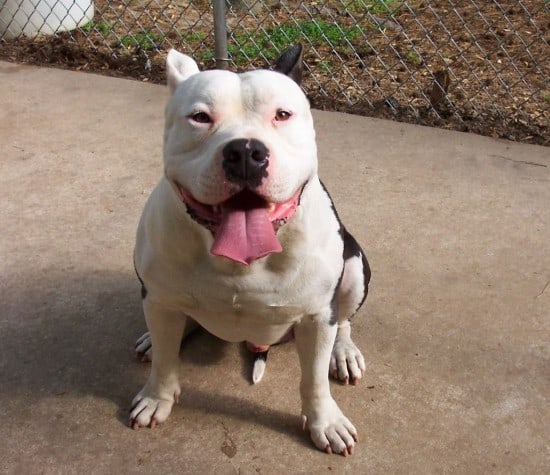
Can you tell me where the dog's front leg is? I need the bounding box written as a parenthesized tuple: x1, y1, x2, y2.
(130, 299, 186, 429)
(295, 314, 358, 456)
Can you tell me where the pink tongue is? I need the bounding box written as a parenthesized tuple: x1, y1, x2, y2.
(210, 193, 282, 265)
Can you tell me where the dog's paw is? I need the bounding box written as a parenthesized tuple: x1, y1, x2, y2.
(135, 331, 152, 362)
(329, 337, 365, 385)
(129, 386, 180, 429)
(302, 398, 358, 456)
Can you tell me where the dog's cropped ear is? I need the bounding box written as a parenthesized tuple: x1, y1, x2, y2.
(166, 49, 200, 94)
(274, 44, 303, 85)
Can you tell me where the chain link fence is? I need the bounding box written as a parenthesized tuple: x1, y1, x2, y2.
(1, 1, 548, 144)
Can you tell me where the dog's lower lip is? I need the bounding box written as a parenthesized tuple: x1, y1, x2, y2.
(175, 184, 302, 226)
(176, 184, 220, 222)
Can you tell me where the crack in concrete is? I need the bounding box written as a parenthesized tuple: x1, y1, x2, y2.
(490, 154, 547, 168)
(535, 281, 549, 299)
(220, 421, 238, 459)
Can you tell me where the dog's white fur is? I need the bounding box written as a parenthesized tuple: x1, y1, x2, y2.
(131, 48, 369, 456)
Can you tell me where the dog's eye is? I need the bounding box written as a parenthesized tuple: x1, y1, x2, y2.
(274, 109, 292, 122)
(189, 112, 212, 124)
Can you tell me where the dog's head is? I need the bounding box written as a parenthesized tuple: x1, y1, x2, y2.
(163, 45, 317, 265)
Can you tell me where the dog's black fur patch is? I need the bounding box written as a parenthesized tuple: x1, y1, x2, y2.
(343, 228, 371, 312)
(319, 181, 371, 325)
(134, 258, 148, 299)
(253, 350, 269, 362)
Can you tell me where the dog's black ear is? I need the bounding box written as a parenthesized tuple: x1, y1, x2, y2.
(274, 44, 303, 85)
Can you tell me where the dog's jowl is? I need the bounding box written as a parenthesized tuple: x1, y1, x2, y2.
(130, 45, 371, 456)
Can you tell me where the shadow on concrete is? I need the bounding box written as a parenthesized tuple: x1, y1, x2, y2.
(0, 268, 306, 444)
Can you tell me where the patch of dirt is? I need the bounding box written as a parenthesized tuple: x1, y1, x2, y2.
(1, 0, 548, 145)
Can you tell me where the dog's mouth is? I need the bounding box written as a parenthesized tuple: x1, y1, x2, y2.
(176, 184, 304, 265)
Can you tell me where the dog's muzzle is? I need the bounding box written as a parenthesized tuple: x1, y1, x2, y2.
(173, 136, 306, 266)
(222, 138, 269, 188)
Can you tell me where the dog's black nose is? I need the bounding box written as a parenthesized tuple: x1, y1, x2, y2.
(222, 138, 269, 188)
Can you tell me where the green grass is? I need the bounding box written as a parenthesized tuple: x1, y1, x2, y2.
(345, 0, 405, 15)
(198, 49, 214, 63)
(229, 20, 364, 65)
(316, 59, 334, 73)
(80, 20, 113, 36)
(404, 50, 422, 66)
(117, 30, 164, 51)
(81, 20, 164, 54)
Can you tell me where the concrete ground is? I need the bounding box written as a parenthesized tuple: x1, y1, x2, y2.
(0, 61, 548, 474)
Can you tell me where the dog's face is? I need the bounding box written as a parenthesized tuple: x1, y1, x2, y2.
(162, 48, 318, 264)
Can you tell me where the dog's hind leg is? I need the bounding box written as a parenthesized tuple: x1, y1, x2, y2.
(330, 228, 371, 385)
(135, 317, 199, 362)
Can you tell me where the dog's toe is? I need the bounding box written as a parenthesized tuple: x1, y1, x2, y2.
(129, 395, 174, 429)
(302, 399, 358, 456)
(308, 419, 357, 456)
(330, 338, 365, 384)
(135, 331, 152, 362)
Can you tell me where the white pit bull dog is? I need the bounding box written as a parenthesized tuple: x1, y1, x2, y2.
(131, 45, 371, 456)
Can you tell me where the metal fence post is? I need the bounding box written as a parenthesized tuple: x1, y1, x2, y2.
(213, 0, 229, 70)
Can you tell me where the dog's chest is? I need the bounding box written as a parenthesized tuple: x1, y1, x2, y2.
(173, 257, 337, 344)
